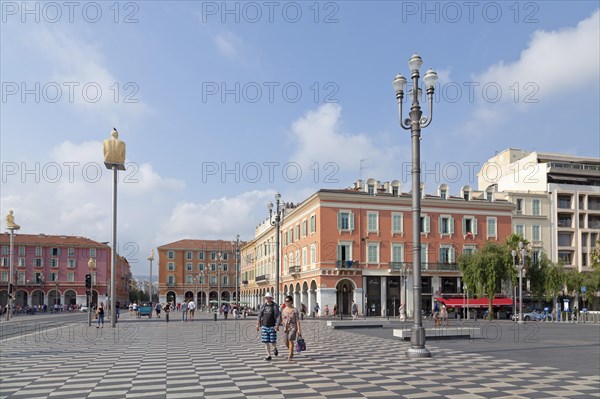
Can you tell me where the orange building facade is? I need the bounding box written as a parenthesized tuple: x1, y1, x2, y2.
(240, 181, 514, 316)
(157, 239, 244, 308)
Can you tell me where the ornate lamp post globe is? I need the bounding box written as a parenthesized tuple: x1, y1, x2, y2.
(392, 53, 438, 358)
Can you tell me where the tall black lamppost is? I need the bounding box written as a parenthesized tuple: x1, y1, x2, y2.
(217, 252, 223, 310)
(233, 234, 240, 312)
(511, 242, 527, 324)
(393, 53, 438, 358)
(268, 193, 284, 304)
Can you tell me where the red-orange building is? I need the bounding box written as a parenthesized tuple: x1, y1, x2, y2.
(0, 233, 131, 310)
(240, 180, 514, 316)
(157, 239, 245, 308)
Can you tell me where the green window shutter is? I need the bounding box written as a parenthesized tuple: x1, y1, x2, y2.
(473, 218, 478, 235)
(425, 216, 430, 233)
(350, 212, 355, 231)
(438, 216, 443, 235)
(450, 217, 455, 234)
(450, 247, 455, 263)
(462, 217, 466, 235)
(337, 212, 342, 230)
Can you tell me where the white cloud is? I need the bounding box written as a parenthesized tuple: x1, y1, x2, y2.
(478, 9, 599, 98)
(288, 103, 407, 180)
(16, 25, 151, 125)
(161, 190, 277, 243)
(459, 9, 599, 136)
(0, 140, 185, 274)
(214, 31, 242, 58)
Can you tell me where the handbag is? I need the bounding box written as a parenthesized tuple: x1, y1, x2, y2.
(295, 335, 306, 353)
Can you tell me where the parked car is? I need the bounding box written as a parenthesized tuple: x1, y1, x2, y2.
(512, 310, 544, 321)
(80, 305, 89, 312)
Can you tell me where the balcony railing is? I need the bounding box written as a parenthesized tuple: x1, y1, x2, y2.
(255, 274, 270, 284)
(166, 282, 176, 287)
(289, 265, 301, 274)
(389, 262, 459, 272)
(336, 260, 359, 268)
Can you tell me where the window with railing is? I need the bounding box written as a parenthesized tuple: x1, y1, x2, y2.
(557, 195, 572, 209)
(557, 215, 572, 227)
(589, 216, 600, 229)
(558, 251, 572, 264)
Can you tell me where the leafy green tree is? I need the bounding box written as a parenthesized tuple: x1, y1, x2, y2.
(458, 242, 513, 320)
(505, 233, 530, 253)
(591, 239, 600, 270)
(544, 259, 565, 302)
(564, 269, 583, 295)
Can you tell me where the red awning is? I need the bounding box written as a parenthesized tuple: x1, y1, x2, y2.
(435, 297, 513, 308)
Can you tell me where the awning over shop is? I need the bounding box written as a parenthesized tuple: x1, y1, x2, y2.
(435, 297, 513, 308)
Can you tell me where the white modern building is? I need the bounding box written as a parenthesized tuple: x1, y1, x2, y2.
(478, 149, 600, 271)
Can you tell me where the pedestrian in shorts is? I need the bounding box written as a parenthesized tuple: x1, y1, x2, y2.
(256, 292, 281, 361)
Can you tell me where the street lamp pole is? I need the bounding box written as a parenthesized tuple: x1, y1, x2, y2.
(88, 258, 96, 326)
(217, 252, 222, 310)
(5, 209, 20, 321)
(233, 234, 240, 312)
(148, 250, 154, 303)
(393, 53, 438, 358)
(268, 193, 284, 304)
(511, 242, 527, 323)
(103, 128, 126, 329)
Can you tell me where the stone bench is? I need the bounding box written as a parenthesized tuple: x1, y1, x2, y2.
(326, 320, 388, 329)
(393, 326, 481, 340)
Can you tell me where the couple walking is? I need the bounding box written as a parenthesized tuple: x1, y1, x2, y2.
(256, 293, 301, 362)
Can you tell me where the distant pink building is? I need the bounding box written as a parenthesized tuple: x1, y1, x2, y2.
(0, 233, 131, 309)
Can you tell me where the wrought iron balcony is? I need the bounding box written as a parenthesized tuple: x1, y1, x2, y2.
(255, 274, 270, 284)
(388, 262, 459, 272)
(336, 260, 358, 268)
(289, 265, 301, 274)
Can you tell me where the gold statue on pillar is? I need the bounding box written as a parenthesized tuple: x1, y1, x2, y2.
(6, 210, 20, 230)
(103, 127, 126, 167)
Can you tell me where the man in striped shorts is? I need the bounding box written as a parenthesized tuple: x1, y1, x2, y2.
(256, 292, 281, 361)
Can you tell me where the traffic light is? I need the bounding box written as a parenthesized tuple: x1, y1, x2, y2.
(8, 283, 14, 294)
(85, 274, 92, 289)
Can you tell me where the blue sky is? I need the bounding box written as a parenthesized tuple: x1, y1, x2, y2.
(1, 1, 599, 275)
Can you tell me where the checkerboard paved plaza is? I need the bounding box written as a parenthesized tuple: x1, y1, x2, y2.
(1, 315, 599, 398)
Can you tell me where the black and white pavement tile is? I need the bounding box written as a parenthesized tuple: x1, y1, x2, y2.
(1, 318, 599, 398)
